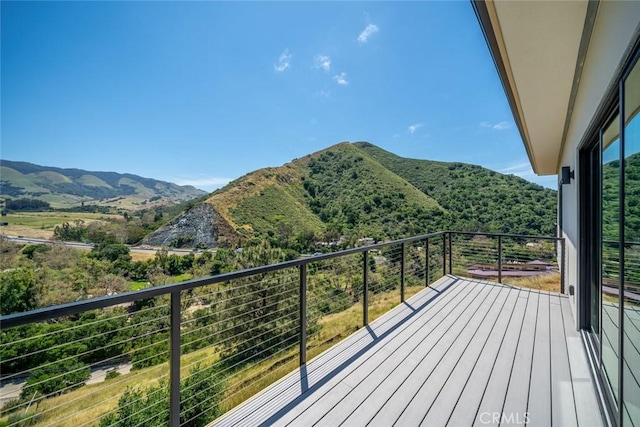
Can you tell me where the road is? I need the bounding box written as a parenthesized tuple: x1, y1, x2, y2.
(0, 362, 133, 406)
(1, 235, 201, 256)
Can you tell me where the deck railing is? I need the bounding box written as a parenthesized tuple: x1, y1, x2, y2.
(0, 231, 564, 426)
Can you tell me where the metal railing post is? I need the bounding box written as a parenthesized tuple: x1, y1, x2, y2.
(448, 232, 453, 274)
(363, 250, 369, 326)
(170, 291, 181, 427)
(443, 233, 447, 277)
(498, 235, 503, 284)
(561, 238, 566, 294)
(425, 237, 430, 287)
(400, 243, 406, 302)
(299, 264, 307, 366)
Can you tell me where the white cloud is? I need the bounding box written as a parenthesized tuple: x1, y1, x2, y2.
(314, 54, 331, 72)
(498, 162, 535, 178)
(317, 89, 331, 98)
(498, 162, 557, 188)
(408, 123, 422, 134)
(274, 49, 292, 72)
(499, 162, 531, 173)
(492, 121, 513, 130)
(357, 23, 379, 43)
(480, 120, 513, 130)
(333, 72, 348, 86)
(175, 176, 233, 191)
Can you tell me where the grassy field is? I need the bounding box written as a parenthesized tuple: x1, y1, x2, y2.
(505, 273, 562, 293)
(0, 212, 119, 239)
(129, 251, 156, 262)
(129, 280, 149, 291)
(451, 262, 562, 294)
(3, 285, 418, 426)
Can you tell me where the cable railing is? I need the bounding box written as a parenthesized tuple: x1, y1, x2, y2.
(0, 231, 564, 426)
(449, 232, 565, 292)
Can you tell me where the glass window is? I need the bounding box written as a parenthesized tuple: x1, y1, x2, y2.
(601, 113, 621, 403)
(623, 54, 640, 425)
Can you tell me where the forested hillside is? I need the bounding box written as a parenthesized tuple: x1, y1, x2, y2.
(354, 142, 557, 235)
(300, 143, 443, 239)
(145, 142, 557, 249)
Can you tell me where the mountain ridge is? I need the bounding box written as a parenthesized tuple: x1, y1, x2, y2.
(142, 142, 557, 248)
(0, 159, 207, 208)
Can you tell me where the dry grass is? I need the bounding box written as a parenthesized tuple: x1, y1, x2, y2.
(129, 251, 156, 262)
(207, 164, 302, 231)
(0, 225, 54, 239)
(502, 273, 561, 293)
(1, 212, 119, 239)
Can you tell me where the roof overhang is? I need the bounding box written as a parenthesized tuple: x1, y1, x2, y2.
(473, 0, 597, 175)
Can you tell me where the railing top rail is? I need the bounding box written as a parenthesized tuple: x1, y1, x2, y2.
(0, 231, 448, 329)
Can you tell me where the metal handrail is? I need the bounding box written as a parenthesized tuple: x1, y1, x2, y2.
(0, 231, 449, 329)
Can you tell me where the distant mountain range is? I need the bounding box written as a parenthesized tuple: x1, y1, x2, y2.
(142, 142, 557, 248)
(0, 160, 207, 208)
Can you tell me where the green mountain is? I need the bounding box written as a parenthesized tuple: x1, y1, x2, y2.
(354, 142, 557, 236)
(602, 152, 640, 242)
(143, 142, 557, 248)
(0, 160, 207, 208)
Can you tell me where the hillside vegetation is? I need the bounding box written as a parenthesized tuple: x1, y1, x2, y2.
(0, 160, 207, 209)
(146, 142, 556, 249)
(354, 142, 557, 235)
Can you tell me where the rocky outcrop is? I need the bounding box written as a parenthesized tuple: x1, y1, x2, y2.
(141, 203, 236, 248)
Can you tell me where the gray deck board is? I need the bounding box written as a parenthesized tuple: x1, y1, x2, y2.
(296, 279, 493, 426)
(447, 288, 529, 427)
(270, 277, 474, 427)
(560, 297, 605, 427)
(228, 277, 458, 427)
(499, 289, 538, 424)
(473, 290, 536, 427)
(419, 286, 519, 426)
(365, 282, 502, 426)
(396, 286, 510, 425)
(527, 291, 551, 427)
(550, 294, 578, 426)
(210, 277, 605, 427)
(334, 283, 492, 425)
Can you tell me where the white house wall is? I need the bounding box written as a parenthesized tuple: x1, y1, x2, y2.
(560, 1, 640, 328)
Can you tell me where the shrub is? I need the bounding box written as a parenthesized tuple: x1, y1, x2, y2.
(100, 363, 223, 427)
(21, 357, 90, 399)
(105, 368, 121, 380)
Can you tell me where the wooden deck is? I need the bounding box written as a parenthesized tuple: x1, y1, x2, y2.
(211, 276, 604, 427)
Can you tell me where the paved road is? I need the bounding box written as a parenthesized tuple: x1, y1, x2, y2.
(1, 235, 202, 256)
(0, 362, 133, 405)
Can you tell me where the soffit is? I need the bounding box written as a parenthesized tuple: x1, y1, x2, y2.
(486, 0, 589, 175)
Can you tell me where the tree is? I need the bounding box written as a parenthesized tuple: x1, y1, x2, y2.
(21, 357, 90, 399)
(218, 244, 300, 366)
(0, 267, 37, 315)
(90, 243, 131, 263)
(5, 198, 51, 211)
(22, 243, 50, 259)
(54, 220, 87, 242)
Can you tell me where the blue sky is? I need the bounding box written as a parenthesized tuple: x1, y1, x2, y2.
(1, 1, 557, 191)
